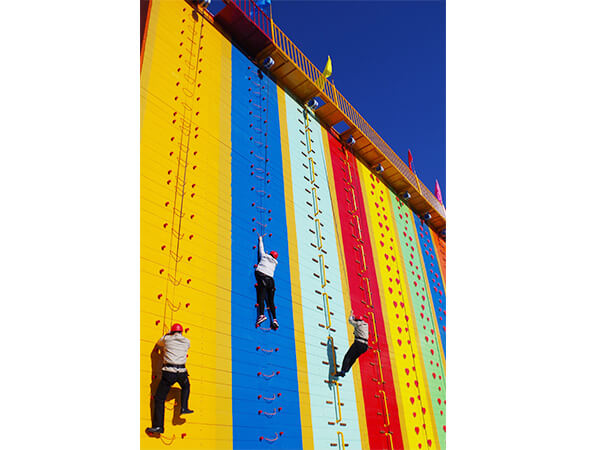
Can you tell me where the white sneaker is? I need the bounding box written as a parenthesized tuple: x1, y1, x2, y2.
(256, 315, 267, 326)
(271, 319, 279, 330)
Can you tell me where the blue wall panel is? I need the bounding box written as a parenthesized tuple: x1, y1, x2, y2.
(230, 46, 303, 449)
(413, 213, 447, 354)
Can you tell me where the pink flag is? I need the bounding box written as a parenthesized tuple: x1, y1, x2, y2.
(435, 179, 444, 206)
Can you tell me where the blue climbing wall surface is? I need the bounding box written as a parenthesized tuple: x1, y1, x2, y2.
(413, 212, 447, 355)
(230, 45, 303, 448)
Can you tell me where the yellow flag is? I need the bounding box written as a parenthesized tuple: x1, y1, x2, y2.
(323, 55, 332, 78)
(317, 55, 332, 90)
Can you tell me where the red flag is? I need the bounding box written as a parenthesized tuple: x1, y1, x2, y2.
(435, 179, 444, 206)
(408, 149, 413, 172)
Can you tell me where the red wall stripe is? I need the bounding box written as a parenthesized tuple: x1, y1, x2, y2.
(327, 132, 405, 450)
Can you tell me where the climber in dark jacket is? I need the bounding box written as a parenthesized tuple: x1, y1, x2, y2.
(255, 234, 279, 329)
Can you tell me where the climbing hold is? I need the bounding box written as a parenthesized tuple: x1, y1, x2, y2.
(155, 320, 160, 325)
(185, 303, 190, 308)
(185, 327, 189, 333)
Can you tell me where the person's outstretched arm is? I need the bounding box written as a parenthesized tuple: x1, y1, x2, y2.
(258, 235, 265, 261)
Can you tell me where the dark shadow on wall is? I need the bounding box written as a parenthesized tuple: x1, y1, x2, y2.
(149, 346, 187, 430)
(326, 338, 339, 386)
(140, 0, 150, 50)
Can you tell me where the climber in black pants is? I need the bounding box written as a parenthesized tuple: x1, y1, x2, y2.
(334, 311, 369, 377)
(146, 324, 193, 436)
(255, 234, 279, 329)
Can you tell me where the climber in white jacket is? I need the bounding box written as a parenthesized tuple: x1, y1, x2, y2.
(255, 235, 280, 329)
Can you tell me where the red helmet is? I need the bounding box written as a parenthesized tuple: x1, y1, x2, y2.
(170, 323, 183, 333)
(354, 314, 365, 322)
(270, 250, 279, 259)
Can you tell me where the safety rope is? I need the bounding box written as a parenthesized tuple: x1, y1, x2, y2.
(162, 10, 206, 334)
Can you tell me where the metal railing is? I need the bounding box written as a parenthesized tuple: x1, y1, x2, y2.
(271, 21, 445, 218)
(225, 0, 445, 219)
(228, 0, 272, 38)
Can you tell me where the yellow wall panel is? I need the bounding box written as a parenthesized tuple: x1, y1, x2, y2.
(357, 164, 439, 449)
(141, 2, 232, 448)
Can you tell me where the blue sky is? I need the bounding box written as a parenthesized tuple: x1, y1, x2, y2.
(209, 1, 445, 203)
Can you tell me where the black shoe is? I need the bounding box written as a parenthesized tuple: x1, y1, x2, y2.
(271, 319, 279, 330)
(333, 371, 345, 378)
(180, 408, 194, 415)
(145, 426, 164, 435)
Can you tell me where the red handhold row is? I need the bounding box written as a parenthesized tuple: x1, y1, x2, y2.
(258, 408, 282, 416)
(257, 393, 281, 401)
(257, 371, 280, 378)
(256, 346, 279, 353)
(259, 432, 283, 442)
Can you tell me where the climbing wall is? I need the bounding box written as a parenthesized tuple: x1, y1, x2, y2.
(415, 220, 447, 355)
(325, 132, 404, 449)
(140, 2, 234, 448)
(279, 91, 364, 449)
(392, 200, 446, 446)
(229, 44, 304, 448)
(141, 1, 446, 448)
(356, 165, 441, 450)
